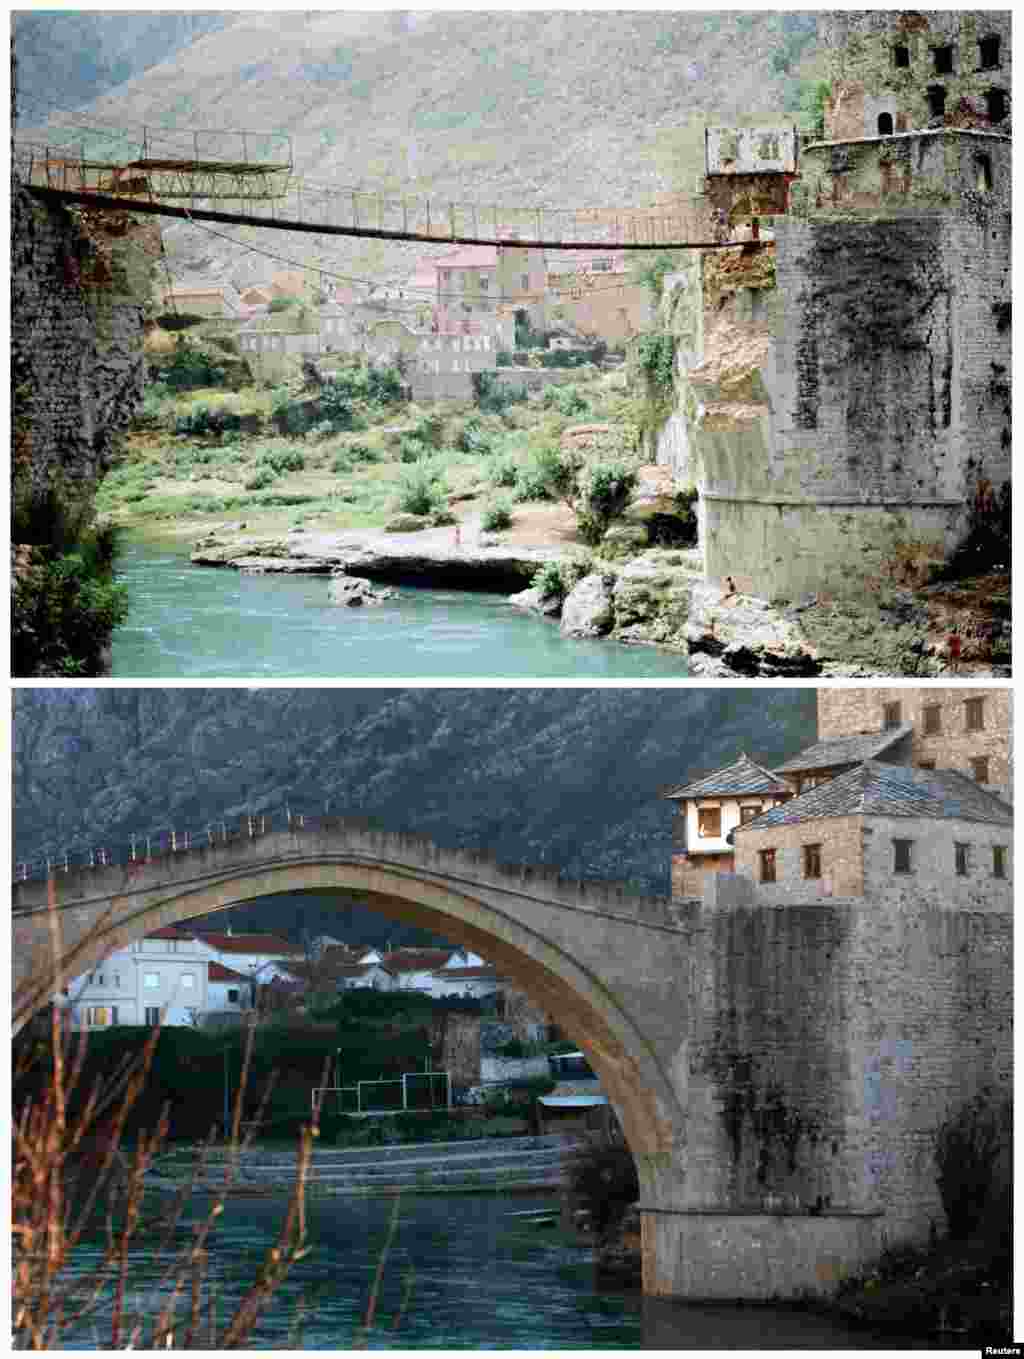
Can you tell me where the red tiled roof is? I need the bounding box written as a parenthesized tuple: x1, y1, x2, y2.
(146, 925, 195, 940)
(208, 961, 251, 983)
(382, 949, 451, 972)
(198, 932, 304, 955)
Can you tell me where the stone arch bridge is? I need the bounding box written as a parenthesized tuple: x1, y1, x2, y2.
(12, 816, 1010, 1301)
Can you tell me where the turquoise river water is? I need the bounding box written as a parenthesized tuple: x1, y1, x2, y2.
(60, 1191, 928, 1350)
(110, 532, 691, 679)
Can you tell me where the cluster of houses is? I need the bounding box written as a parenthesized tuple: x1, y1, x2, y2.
(160, 240, 651, 397)
(59, 929, 501, 1031)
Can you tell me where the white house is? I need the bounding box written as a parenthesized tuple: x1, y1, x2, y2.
(60, 926, 211, 1029)
(661, 753, 794, 899)
(432, 949, 499, 999)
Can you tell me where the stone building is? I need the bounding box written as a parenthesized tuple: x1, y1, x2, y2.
(731, 760, 1013, 904)
(666, 686, 1012, 895)
(660, 9, 1011, 602)
(818, 685, 1012, 800)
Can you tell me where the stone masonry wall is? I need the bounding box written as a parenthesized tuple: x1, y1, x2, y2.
(680, 875, 1012, 1271)
(700, 178, 1011, 598)
(733, 815, 865, 899)
(817, 687, 1012, 799)
(11, 179, 159, 539)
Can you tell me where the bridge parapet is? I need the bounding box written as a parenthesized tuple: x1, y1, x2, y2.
(13, 814, 682, 932)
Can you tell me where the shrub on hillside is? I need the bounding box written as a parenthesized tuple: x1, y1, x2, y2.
(395, 463, 448, 517)
(481, 498, 513, 532)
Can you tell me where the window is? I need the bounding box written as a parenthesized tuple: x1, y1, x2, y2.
(739, 805, 762, 825)
(893, 839, 913, 874)
(933, 45, 954, 75)
(970, 756, 990, 784)
(985, 88, 1007, 122)
(143, 972, 160, 989)
(145, 1006, 161, 1026)
(976, 155, 993, 193)
(965, 697, 985, 732)
(697, 806, 722, 837)
(927, 86, 947, 117)
(893, 44, 910, 68)
(918, 760, 936, 771)
(993, 846, 1007, 880)
(803, 844, 822, 879)
(180, 973, 195, 990)
(227, 988, 239, 1004)
(955, 843, 969, 876)
(877, 112, 894, 135)
(521, 274, 529, 291)
(759, 849, 777, 883)
(923, 703, 942, 736)
(979, 35, 1001, 69)
(480, 276, 489, 290)
(883, 701, 902, 729)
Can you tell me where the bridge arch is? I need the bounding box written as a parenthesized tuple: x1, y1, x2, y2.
(16, 849, 687, 1170)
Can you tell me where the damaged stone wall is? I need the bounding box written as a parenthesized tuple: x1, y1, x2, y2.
(11, 177, 159, 541)
(820, 10, 1012, 140)
(696, 131, 1010, 600)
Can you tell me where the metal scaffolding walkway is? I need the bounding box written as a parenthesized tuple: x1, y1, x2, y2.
(14, 133, 732, 251)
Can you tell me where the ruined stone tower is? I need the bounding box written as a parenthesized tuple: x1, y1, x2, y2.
(677, 10, 1011, 601)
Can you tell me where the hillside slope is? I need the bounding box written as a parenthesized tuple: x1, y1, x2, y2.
(14, 689, 816, 904)
(15, 11, 822, 286)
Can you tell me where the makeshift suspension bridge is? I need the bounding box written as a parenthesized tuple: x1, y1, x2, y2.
(14, 126, 738, 251)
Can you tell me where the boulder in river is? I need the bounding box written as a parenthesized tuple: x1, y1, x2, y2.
(561, 573, 615, 638)
(328, 575, 396, 607)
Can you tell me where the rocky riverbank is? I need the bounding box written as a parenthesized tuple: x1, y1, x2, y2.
(189, 519, 1010, 678)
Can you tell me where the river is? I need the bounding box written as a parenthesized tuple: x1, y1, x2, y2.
(110, 532, 690, 679)
(58, 1191, 929, 1349)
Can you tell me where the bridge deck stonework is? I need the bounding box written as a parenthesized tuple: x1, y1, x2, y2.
(12, 819, 1011, 1302)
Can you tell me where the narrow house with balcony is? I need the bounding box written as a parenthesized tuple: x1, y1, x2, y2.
(661, 752, 793, 898)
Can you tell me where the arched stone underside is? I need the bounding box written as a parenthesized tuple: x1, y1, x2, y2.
(13, 821, 1011, 1302)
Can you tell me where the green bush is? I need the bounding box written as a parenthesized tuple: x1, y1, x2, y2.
(244, 467, 277, 491)
(471, 371, 527, 415)
(455, 419, 492, 455)
(532, 560, 565, 601)
(576, 460, 638, 544)
(395, 463, 448, 517)
(515, 443, 577, 507)
(488, 452, 520, 489)
(411, 411, 446, 449)
(541, 383, 589, 417)
(399, 436, 427, 464)
(348, 442, 380, 463)
(12, 531, 130, 678)
(156, 337, 227, 393)
(481, 498, 513, 532)
(331, 453, 353, 474)
(635, 332, 677, 396)
(261, 446, 305, 474)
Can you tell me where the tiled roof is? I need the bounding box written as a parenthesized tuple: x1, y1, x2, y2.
(146, 925, 194, 940)
(662, 752, 793, 800)
(208, 961, 250, 983)
(334, 962, 394, 978)
(382, 949, 452, 972)
(434, 965, 497, 980)
(771, 724, 913, 774)
(197, 932, 304, 956)
(733, 760, 1013, 832)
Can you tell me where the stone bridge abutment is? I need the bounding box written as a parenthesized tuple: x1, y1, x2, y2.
(12, 819, 1011, 1302)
